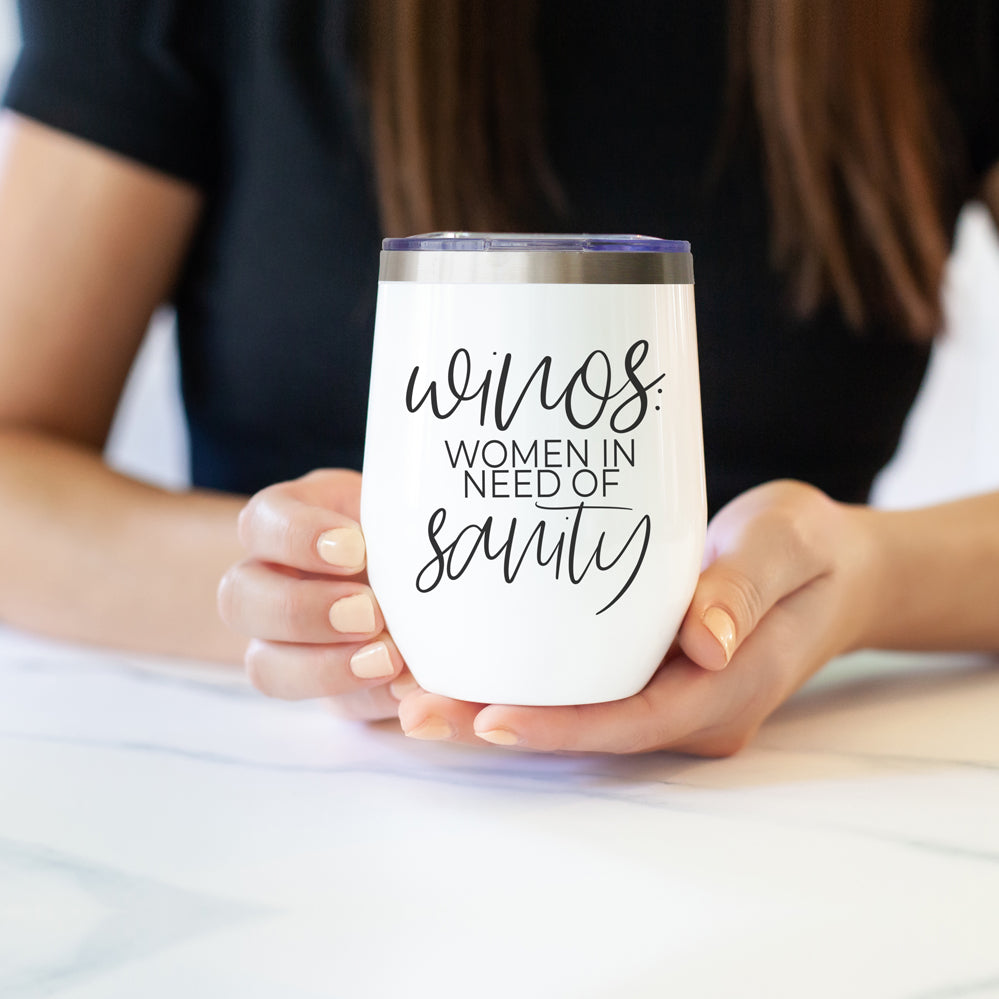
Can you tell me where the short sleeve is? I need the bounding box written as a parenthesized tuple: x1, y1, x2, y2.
(2, 0, 219, 187)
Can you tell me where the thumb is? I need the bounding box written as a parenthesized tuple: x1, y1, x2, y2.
(678, 516, 828, 671)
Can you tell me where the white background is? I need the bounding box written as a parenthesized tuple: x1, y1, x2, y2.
(1, 11, 997, 505)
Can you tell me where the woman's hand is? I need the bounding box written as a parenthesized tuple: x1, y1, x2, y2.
(218, 469, 409, 720)
(396, 480, 882, 755)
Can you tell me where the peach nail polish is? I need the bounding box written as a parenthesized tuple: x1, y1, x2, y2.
(349, 641, 394, 679)
(476, 727, 521, 746)
(389, 674, 421, 700)
(702, 606, 736, 663)
(404, 717, 455, 741)
(317, 527, 366, 569)
(329, 593, 376, 634)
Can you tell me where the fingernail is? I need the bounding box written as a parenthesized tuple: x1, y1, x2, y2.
(317, 527, 366, 569)
(404, 716, 455, 741)
(349, 641, 394, 679)
(329, 593, 376, 634)
(389, 674, 420, 700)
(476, 727, 522, 747)
(702, 606, 736, 663)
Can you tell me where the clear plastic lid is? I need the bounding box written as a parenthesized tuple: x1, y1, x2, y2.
(382, 232, 690, 253)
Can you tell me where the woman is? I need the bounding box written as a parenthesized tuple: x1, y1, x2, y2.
(0, 0, 997, 755)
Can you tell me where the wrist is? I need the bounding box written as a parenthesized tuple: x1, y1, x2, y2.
(838, 502, 895, 653)
(845, 494, 999, 653)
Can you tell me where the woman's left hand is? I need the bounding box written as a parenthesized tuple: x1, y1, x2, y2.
(395, 480, 882, 756)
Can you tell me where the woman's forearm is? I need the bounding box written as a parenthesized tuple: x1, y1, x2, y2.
(0, 429, 246, 662)
(0, 117, 239, 659)
(861, 491, 999, 652)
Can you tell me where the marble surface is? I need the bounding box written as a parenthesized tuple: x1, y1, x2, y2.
(2, 627, 998, 998)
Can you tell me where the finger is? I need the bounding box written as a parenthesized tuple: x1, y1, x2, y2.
(679, 493, 835, 670)
(218, 560, 384, 643)
(245, 633, 405, 700)
(288, 468, 363, 523)
(325, 680, 406, 722)
(466, 658, 733, 754)
(397, 690, 487, 744)
(238, 482, 366, 576)
(387, 670, 423, 701)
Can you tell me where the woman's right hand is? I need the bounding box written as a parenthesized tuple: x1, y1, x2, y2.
(217, 468, 412, 720)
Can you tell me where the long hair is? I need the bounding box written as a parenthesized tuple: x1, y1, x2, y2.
(363, 0, 950, 337)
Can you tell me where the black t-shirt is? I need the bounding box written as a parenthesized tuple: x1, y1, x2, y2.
(5, 1, 998, 513)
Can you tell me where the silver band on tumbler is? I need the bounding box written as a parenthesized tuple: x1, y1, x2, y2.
(379, 250, 694, 285)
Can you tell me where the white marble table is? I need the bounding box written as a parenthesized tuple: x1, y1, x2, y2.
(2, 624, 998, 999)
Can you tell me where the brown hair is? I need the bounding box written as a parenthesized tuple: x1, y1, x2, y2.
(364, 0, 949, 337)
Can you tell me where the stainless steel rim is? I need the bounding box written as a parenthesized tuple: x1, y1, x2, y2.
(379, 250, 694, 284)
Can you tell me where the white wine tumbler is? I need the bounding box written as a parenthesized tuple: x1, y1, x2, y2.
(361, 233, 706, 705)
